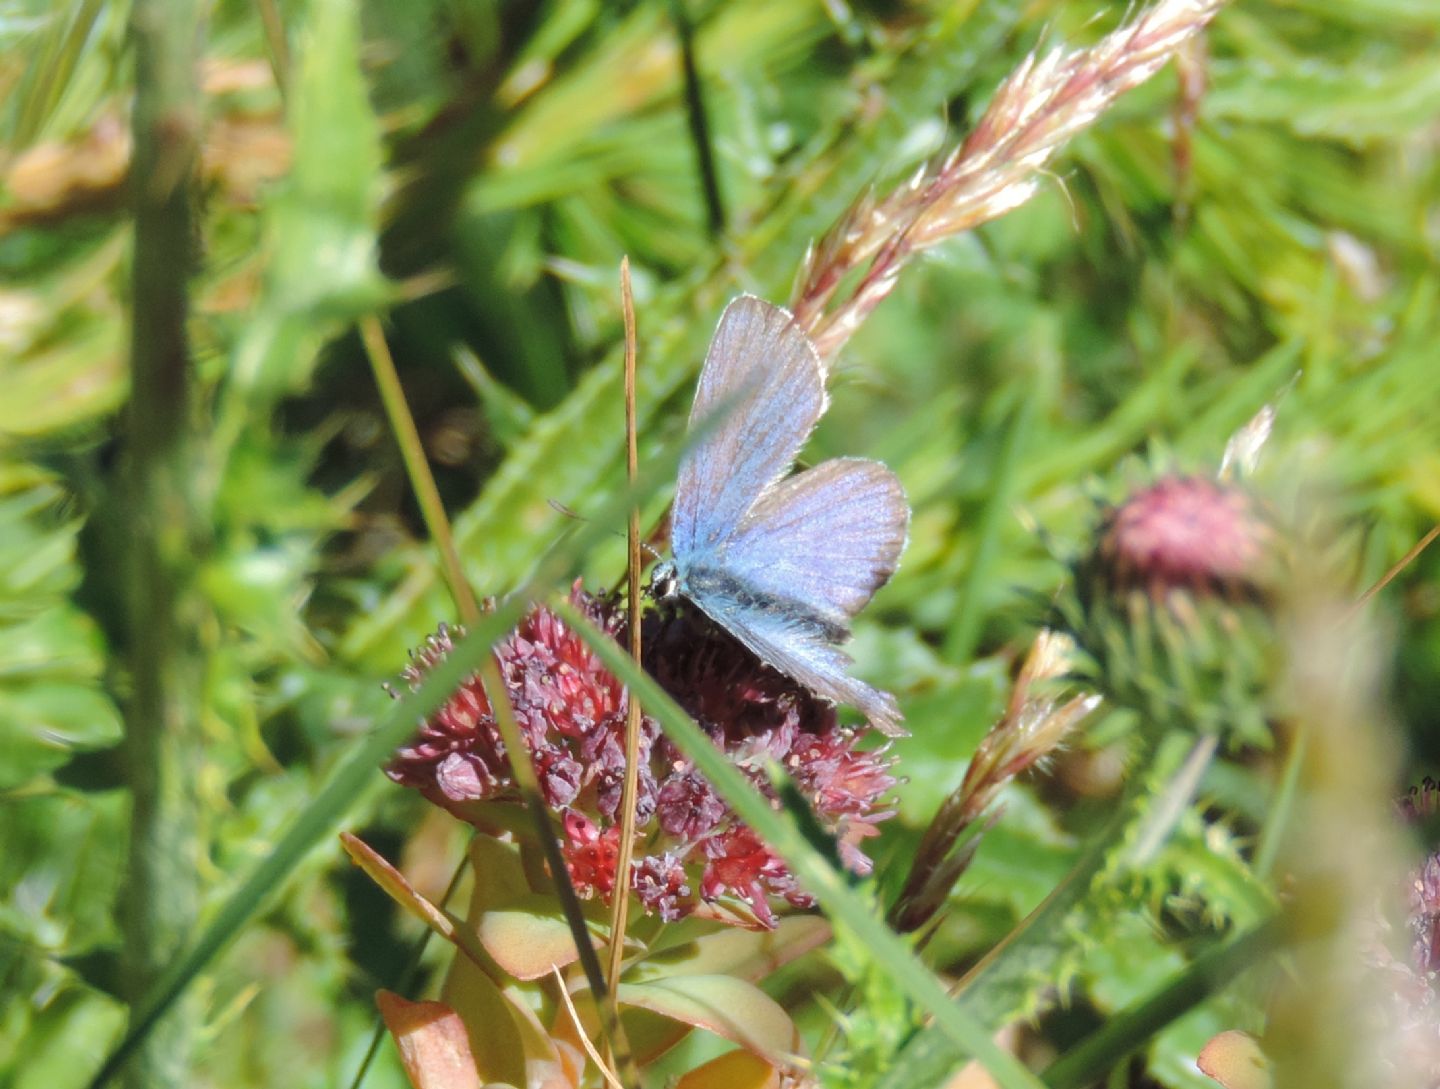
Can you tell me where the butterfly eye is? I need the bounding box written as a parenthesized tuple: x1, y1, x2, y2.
(647, 562, 679, 602)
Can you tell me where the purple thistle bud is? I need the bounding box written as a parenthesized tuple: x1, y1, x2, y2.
(1062, 475, 1282, 746)
(1094, 475, 1274, 603)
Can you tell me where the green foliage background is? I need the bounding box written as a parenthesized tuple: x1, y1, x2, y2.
(2, 0, 1438, 1086)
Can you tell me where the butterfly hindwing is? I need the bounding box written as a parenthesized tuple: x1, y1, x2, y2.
(719, 457, 909, 632)
(699, 591, 904, 737)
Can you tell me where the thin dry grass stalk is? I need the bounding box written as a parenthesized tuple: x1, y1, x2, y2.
(792, 0, 1227, 358)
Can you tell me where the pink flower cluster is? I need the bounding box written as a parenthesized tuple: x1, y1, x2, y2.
(387, 583, 897, 927)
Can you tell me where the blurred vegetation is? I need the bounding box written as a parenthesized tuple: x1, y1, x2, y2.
(1, 0, 1438, 1087)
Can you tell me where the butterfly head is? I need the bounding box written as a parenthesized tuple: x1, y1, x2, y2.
(648, 560, 681, 603)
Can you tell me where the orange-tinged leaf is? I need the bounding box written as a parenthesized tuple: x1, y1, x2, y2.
(440, 952, 531, 1087)
(375, 990, 482, 1089)
(341, 833, 496, 974)
(342, 833, 456, 939)
(478, 894, 591, 980)
(1197, 1030, 1273, 1089)
(442, 955, 576, 1089)
(616, 974, 802, 1067)
(674, 1048, 780, 1089)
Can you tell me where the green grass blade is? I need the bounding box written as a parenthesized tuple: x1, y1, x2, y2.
(1041, 916, 1283, 1089)
(944, 391, 1036, 662)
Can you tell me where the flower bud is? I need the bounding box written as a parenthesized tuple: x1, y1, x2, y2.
(1062, 476, 1280, 746)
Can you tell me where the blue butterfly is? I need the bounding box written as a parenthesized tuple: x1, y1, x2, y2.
(653, 295, 910, 735)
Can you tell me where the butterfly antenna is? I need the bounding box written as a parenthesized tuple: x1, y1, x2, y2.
(547, 497, 585, 522)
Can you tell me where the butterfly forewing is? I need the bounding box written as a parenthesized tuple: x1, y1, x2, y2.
(671, 296, 827, 561)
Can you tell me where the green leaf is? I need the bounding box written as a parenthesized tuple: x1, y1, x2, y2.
(475, 3, 824, 213)
(228, 0, 385, 404)
(633, 915, 831, 984)
(0, 476, 86, 604)
(0, 323, 126, 438)
(477, 893, 603, 982)
(0, 683, 122, 786)
(438, 957, 535, 1089)
(1084, 914, 1188, 1011)
(0, 607, 106, 680)
(0, 978, 125, 1089)
(617, 974, 799, 1067)
(0, 789, 126, 953)
(1207, 56, 1440, 142)
(0, 471, 121, 788)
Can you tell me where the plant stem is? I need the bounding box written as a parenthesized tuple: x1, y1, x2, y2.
(606, 258, 644, 1008)
(121, 1, 205, 1087)
(668, 0, 725, 236)
(254, 0, 291, 100)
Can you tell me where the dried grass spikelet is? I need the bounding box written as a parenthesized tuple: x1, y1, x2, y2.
(792, 0, 1228, 359)
(890, 630, 1099, 934)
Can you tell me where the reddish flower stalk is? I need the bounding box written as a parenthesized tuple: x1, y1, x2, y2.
(792, 0, 1227, 358)
(890, 630, 1098, 933)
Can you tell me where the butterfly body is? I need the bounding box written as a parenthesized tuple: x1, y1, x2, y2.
(660, 295, 910, 735)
